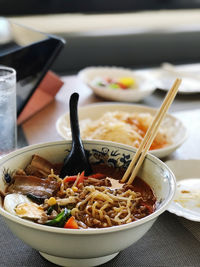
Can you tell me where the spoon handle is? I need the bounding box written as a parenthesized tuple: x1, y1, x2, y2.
(69, 93, 82, 146)
(60, 92, 92, 177)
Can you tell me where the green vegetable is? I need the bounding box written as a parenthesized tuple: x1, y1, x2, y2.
(109, 83, 119, 89)
(98, 82, 106, 87)
(45, 208, 71, 227)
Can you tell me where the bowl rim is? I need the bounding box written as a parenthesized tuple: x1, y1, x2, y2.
(0, 140, 176, 235)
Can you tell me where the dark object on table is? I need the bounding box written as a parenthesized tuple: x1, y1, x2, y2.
(60, 93, 92, 177)
(0, 17, 65, 117)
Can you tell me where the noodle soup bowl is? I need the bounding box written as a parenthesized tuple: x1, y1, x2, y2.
(0, 140, 176, 267)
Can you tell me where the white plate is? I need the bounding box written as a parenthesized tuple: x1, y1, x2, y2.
(56, 103, 188, 158)
(150, 63, 200, 94)
(78, 66, 157, 102)
(166, 159, 200, 222)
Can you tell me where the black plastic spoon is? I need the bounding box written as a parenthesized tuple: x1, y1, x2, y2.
(60, 93, 92, 178)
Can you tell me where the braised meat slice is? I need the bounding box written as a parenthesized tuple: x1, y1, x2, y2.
(7, 175, 60, 198)
(25, 154, 58, 178)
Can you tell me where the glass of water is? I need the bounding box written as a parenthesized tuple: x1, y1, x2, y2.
(0, 66, 17, 156)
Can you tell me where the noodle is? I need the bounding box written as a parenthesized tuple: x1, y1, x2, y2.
(77, 111, 170, 150)
(68, 178, 146, 227)
(3, 157, 156, 229)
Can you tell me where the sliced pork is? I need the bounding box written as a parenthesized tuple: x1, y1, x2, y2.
(7, 175, 60, 198)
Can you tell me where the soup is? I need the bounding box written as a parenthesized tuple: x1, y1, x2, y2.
(2, 154, 156, 229)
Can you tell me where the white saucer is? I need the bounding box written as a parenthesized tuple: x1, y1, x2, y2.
(150, 63, 200, 94)
(166, 159, 200, 222)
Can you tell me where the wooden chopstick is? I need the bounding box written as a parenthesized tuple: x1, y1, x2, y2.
(121, 78, 182, 184)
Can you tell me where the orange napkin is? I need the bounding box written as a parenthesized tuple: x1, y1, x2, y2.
(17, 71, 64, 125)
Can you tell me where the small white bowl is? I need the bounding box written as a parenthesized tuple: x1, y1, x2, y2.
(0, 140, 176, 267)
(78, 66, 157, 102)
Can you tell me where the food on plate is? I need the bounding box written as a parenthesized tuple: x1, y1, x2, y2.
(173, 179, 200, 213)
(2, 154, 156, 229)
(75, 111, 170, 150)
(91, 76, 136, 90)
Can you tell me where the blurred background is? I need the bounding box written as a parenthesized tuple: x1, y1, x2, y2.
(1, 0, 200, 74)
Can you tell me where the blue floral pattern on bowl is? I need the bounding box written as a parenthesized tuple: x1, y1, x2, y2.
(88, 147, 132, 169)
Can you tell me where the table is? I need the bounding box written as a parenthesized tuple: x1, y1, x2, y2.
(1, 74, 200, 267)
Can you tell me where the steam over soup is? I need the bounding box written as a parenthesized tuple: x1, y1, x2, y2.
(2, 155, 156, 229)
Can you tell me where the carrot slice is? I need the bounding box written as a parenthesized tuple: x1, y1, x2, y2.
(89, 173, 106, 179)
(64, 216, 79, 229)
(63, 176, 77, 183)
(63, 172, 105, 184)
(77, 171, 86, 185)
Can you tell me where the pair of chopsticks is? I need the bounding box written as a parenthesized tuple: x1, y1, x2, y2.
(121, 78, 182, 185)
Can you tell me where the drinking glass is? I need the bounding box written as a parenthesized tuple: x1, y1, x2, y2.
(0, 66, 17, 156)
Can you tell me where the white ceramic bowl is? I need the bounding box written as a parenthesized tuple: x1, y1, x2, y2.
(78, 66, 157, 102)
(0, 140, 176, 267)
(56, 103, 188, 159)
